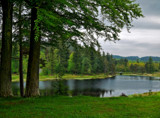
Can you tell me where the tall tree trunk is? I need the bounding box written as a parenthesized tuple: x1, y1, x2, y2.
(18, 3, 24, 97)
(25, 7, 40, 97)
(0, 0, 13, 97)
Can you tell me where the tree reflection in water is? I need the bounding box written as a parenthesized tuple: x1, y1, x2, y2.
(12, 76, 160, 97)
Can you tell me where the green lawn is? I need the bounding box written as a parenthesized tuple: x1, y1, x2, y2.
(1, 95, 160, 118)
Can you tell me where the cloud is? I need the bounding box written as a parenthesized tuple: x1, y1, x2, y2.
(136, 0, 160, 16)
(101, 39, 160, 57)
(100, 0, 160, 57)
(100, 29, 160, 57)
(132, 0, 160, 29)
(133, 16, 160, 29)
(120, 29, 160, 43)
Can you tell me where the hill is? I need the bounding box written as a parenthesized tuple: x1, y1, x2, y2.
(113, 55, 160, 62)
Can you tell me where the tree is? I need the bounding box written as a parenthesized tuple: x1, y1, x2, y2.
(81, 56, 92, 74)
(25, 2, 41, 97)
(53, 49, 60, 75)
(13, 1, 25, 97)
(48, 47, 54, 75)
(0, 0, 13, 97)
(24, 0, 143, 97)
(12, 43, 19, 74)
(68, 52, 76, 73)
(41, 47, 54, 75)
(145, 57, 154, 73)
(12, 0, 31, 97)
(58, 40, 70, 74)
(124, 59, 128, 67)
(18, 2, 24, 97)
(72, 42, 82, 74)
(103, 57, 108, 74)
(53, 49, 65, 78)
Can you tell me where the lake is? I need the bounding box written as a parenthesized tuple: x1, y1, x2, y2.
(12, 75, 160, 97)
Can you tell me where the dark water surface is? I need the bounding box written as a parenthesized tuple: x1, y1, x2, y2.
(12, 75, 160, 97)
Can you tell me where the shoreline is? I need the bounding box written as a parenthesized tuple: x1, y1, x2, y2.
(122, 72, 160, 78)
(130, 91, 160, 97)
(12, 74, 114, 82)
(12, 72, 160, 82)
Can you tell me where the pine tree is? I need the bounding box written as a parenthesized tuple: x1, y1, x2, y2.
(68, 52, 76, 73)
(53, 49, 60, 77)
(145, 57, 154, 73)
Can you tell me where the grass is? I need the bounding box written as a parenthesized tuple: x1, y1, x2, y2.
(1, 94, 160, 118)
(12, 73, 112, 82)
(12, 72, 160, 82)
(122, 72, 160, 77)
(8, 73, 160, 117)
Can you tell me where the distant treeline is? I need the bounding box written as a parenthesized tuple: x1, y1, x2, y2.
(113, 55, 160, 62)
(12, 41, 116, 76)
(11, 41, 160, 76)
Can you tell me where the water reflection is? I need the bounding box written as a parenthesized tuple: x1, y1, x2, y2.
(12, 75, 160, 97)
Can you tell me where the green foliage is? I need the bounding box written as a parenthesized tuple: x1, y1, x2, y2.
(10, 0, 144, 79)
(38, 39, 117, 76)
(22, 56, 28, 74)
(145, 57, 154, 73)
(34, 8, 42, 41)
(11, 43, 159, 77)
(81, 56, 92, 74)
(53, 49, 61, 77)
(12, 43, 19, 74)
(31, 0, 143, 48)
(68, 52, 75, 73)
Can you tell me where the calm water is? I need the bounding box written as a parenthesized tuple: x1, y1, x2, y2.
(12, 75, 160, 97)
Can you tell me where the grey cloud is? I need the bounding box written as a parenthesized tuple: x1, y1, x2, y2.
(133, 18, 160, 29)
(136, 0, 160, 16)
(100, 0, 160, 57)
(132, 0, 160, 29)
(101, 39, 160, 57)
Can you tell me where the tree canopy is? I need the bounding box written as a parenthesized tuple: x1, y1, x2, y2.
(26, 0, 143, 46)
(0, 0, 143, 97)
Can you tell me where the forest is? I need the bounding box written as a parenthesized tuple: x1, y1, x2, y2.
(11, 42, 159, 76)
(0, 0, 143, 97)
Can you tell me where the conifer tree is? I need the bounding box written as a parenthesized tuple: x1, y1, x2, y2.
(68, 52, 76, 73)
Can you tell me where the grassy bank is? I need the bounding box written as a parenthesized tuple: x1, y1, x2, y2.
(12, 74, 113, 82)
(1, 94, 160, 118)
(12, 72, 160, 82)
(122, 72, 160, 77)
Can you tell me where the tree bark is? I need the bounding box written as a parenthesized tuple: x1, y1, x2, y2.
(0, 0, 13, 97)
(18, 3, 24, 97)
(25, 7, 40, 97)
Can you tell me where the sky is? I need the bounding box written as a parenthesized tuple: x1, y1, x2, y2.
(100, 0, 160, 57)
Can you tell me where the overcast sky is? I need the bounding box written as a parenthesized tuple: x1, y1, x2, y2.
(100, 0, 160, 57)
